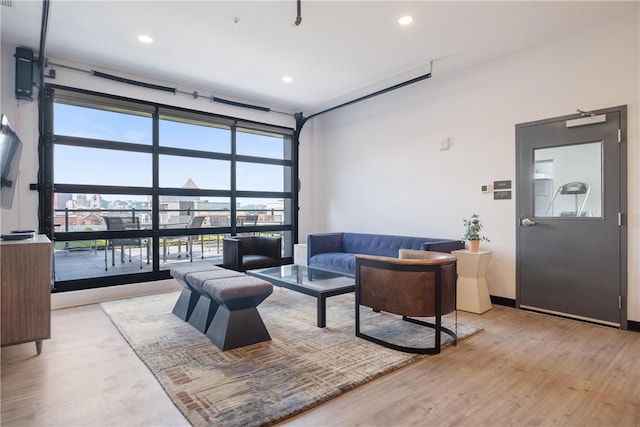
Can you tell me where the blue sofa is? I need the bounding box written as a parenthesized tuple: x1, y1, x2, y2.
(307, 232, 464, 277)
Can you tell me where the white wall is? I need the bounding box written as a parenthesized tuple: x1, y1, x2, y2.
(299, 13, 640, 322)
(0, 44, 40, 233)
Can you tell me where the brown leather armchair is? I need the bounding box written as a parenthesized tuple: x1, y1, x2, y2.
(222, 235, 282, 272)
(355, 249, 457, 354)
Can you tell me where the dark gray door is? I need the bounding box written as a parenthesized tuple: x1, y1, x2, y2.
(516, 106, 627, 328)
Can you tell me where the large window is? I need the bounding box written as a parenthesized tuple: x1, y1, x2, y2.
(43, 87, 296, 292)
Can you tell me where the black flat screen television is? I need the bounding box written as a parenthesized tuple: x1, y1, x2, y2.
(0, 114, 24, 209)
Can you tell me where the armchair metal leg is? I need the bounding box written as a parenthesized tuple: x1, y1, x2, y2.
(355, 305, 457, 355)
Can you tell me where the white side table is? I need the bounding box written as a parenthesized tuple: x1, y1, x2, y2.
(294, 243, 307, 266)
(452, 249, 492, 314)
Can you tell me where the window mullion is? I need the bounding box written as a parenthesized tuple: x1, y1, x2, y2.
(230, 125, 237, 235)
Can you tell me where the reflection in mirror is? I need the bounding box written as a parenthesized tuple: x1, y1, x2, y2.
(534, 141, 602, 218)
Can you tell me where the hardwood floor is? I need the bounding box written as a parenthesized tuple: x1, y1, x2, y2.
(284, 307, 640, 426)
(1, 301, 189, 427)
(2, 296, 639, 426)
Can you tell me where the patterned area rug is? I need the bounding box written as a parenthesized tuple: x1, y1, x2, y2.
(100, 288, 481, 427)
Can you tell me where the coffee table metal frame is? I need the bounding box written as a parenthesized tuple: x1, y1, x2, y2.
(247, 264, 354, 328)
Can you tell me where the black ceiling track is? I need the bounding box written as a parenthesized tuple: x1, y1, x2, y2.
(296, 67, 433, 133)
(211, 96, 270, 112)
(37, 0, 49, 73)
(91, 70, 177, 93)
(294, 0, 302, 26)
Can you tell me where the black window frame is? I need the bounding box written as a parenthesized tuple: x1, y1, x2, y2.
(40, 85, 298, 292)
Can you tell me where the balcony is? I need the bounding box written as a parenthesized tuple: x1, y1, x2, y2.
(53, 237, 227, 282)
(52, 208, 289, 284)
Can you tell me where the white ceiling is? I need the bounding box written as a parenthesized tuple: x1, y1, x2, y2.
(1, 1, 637, 114)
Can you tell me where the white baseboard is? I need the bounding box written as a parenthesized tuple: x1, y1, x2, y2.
(51, 279, 182, 310)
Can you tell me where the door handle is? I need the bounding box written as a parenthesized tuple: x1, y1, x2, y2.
(521, 217, 536, 227)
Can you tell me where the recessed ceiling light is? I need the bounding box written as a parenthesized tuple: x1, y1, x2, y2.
(138, 34, 154, 44)
(282, 76, 293, 83)
(398, 15, 414, 26)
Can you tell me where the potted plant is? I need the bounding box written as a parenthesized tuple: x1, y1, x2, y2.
(462, 214, 490, 252)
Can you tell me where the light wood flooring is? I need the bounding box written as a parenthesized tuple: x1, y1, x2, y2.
(2, 296, 639, 426)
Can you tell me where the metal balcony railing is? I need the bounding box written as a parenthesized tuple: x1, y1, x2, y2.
(53, 207, 285, 232)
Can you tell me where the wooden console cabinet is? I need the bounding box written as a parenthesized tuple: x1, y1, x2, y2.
(1, 235, 52, 354)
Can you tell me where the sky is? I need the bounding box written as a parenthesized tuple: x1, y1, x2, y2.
(53, 103, 288, 202)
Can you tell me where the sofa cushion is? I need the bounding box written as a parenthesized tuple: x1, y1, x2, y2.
(202, 275, 273, 308)
(170, 264, 222, 282)
(310, 252, 356, 276)
(343, 233, 442, 257)
(185, 268, 245, 291)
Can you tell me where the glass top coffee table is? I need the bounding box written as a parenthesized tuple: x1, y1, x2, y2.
(247, 264, 354, 328)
